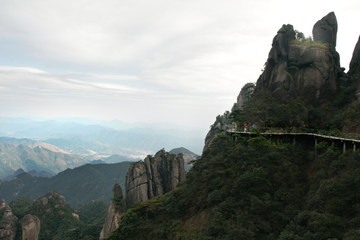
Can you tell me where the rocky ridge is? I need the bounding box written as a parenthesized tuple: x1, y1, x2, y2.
(125, 149, 186, 208)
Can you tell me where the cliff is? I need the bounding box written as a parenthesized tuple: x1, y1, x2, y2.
(99, 183, 125, 239)
(0, 199, 18, 240)
(125, 149, 186, 208)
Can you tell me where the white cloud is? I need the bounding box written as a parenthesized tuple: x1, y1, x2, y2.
(0, 0, 359, 127)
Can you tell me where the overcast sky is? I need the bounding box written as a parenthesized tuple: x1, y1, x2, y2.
(0, 0, 359, 128)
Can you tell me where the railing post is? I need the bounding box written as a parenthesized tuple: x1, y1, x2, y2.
(353, 142, 356, 153)
(315, 137, 317, 160)
(343, 141, 346, 154)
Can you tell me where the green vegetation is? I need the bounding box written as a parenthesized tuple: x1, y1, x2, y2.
(0, 161, 131, 208)
(104, 132, 360, 239)
(289, 36, 330, 50)
(9, 193, 105, 240)
(76, 200, 108, 225)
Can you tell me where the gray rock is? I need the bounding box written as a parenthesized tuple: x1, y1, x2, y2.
(19, 214, 40, 240)
(125, 149, 186, 208)
(349, 35, 360, 75)
(312, 12, 337, 47)
(99, 183, 125, 239)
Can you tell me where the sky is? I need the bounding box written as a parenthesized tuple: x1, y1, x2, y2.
(0, 0, 359, 129)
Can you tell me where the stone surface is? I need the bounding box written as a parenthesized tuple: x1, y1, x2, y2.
(312, 12, 337, 47)
(232, 83, 255, 111)
(99, 183, 125, 239)
(349, 36, 360, 75)
(0, 201, 18, 240)
(19, 214, 40, 240)
(255, 13, 341, 103)
(125, 149, 186, 208)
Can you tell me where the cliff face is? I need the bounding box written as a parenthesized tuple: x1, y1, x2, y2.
(99, 183, 125, 239)
(0, 199, 18, 240)
(125, 149, 186, 208)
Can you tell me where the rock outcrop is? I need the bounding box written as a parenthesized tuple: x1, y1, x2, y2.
(19, 214, 40, 240)
(125, 149, 186, 208)
(312, 12, 338, 47)
(99, 183, 125, 239)
(255, 14, 342, 102)
(232, 83, 255, 111)
(349, 36, 360, 75)
(0, 200, 18, 240)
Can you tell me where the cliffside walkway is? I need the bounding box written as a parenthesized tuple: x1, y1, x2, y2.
(225, 126, 360, 154)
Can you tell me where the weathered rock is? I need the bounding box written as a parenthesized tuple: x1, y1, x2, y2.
(232, 83, 255, 111)
(125, 149, 186, 208)
(349, 36, 360, 75)
(19, 214, 40, 240)
(0, 202, 18, 240)
(71, 213, 79, 220)
(99, 183, 125, 239)
(313, 12, 337, 47)
(203, 111, 235, 153)
(255, 12, 341, 103)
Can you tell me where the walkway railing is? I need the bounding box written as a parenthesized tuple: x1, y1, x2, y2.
(225, 126, 360, 141)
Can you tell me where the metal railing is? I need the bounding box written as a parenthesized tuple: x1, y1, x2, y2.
(225, 126, 360, 141)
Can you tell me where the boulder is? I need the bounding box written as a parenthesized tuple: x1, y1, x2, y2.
(19, 214, 40, 240)
(312, 12, 338, 47)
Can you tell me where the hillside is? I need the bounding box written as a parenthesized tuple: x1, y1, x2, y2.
(0, 141, 88, 179)
(102, 12, 360, 240)
(0, 161, 131, 208)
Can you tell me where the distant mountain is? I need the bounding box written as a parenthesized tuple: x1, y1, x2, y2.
(0, 141, 87, 179)
(88, 159, 107, 164)
(103, 154, 136, 163)
(0, 161, 131, 208)
(169, 147, 199, 172)
(4, 168, 54, 181)
(0, 136, 69, 154)
(0, 117, 205, 155)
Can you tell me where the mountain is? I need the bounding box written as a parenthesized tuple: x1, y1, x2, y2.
(0, 141, 87, 179)
(0, 117, 205, 156)
(169, 147, 199, 172)
(3, 168, 53, 181)
(0, 161, 131, 208)
(104, 12, 360, 240)
(0, 136, 69, 154)
(103, 154, 135, 163)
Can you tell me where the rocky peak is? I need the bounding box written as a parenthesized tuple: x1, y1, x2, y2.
(349, 36, 360, 75)
(125, 149, 186, 208)
(99, 183, 125, 239)
(255, 12, 342, 103)
(312, 12, 338, 47)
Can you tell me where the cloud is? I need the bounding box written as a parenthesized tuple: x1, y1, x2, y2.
(0, 0, 359, 127)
